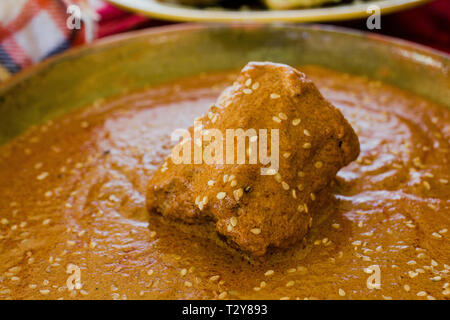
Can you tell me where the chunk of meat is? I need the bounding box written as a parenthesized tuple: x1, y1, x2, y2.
(147, 62, 360, 256)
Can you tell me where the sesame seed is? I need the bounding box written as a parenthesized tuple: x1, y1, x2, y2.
(286, 281, 295, 287)
(216, 192, 226, 200)
(233, 188, 243, 201)
(243, 88, 252, 95)
(250, 228, 261, 235)
(272, 116, 281, 123)
(270, 93, 280, 99)
(431, 232, 442, 239)
(338, 289, 346, 296)
(230, 216, 237, 227)
(332, 223, 340, 229)
(292, 118, 301, 126)
(404, 284, 410, 292)
(422, 181, 431, 190)
(184, 281, 192, 287)
(278, 113, 287, 120)
(274, 173, 282, 183)
(209, 275, 220, 282)
(40, 289, 50, 295)
(281, 181, 290, 190)
(264, 270, 274, 276)
(230, 180, 237, 187)
(283, 152, 291, 158)
(302, 143, 311, 149)
(180, 269, 187, 276)
(417, 291, 427, 297)
(310, 193, 316, 201)
(292, 189, 297, 199)
(439, 179, 448, 184)
(297, 184, 304, 191)
(314, 161, 323, 169)
(218, 291, 228, 299)
(252, 82, 260, 90)
(303, 129, 311, 136)
(245, 78, 252, 86)
(207, 180, 215, 186)
(37, 172, 49, 180)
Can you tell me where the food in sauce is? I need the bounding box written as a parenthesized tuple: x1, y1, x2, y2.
(147, 62, 360, 256)
(160, 0, 341, 10)
(0, 65, 448, 300)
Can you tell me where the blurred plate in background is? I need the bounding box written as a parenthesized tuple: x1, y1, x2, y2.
(105, 0, 429, 23)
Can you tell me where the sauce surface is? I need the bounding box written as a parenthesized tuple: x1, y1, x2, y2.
(0, 66, 449, 300)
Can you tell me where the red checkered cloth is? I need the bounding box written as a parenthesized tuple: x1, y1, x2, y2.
(0, 0, 79, 81)
(0, 0, 151, 81)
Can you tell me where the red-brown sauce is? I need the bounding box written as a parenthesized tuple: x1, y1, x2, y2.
(0, 66, 449, 300)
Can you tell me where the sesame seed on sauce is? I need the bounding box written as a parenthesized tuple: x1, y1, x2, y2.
(216, 192, 226, 200)
(270, 93, 280, 99)
(272, 116, 281, 123)
(303, 129, 311, 137)
(279, 113, 288, 120)
(281, 181, 290, 190)
(37, 172, 49, 180)
(209, 275, 220, 282)
(243, 88, 253, 95)
(233, 188, 243, 201)
(314, 161, 323, 169)
(286, 281, 295, 287)
(274, 173, 282, 183)
(292, 118, 301, 126)
(422, 181, 431, 190)
(302, 143, 312, 149)
(250, 228, 261, 235)
(264, 270, 274, 276)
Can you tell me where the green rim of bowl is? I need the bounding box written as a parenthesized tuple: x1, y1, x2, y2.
(0, 24, 448, 145)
